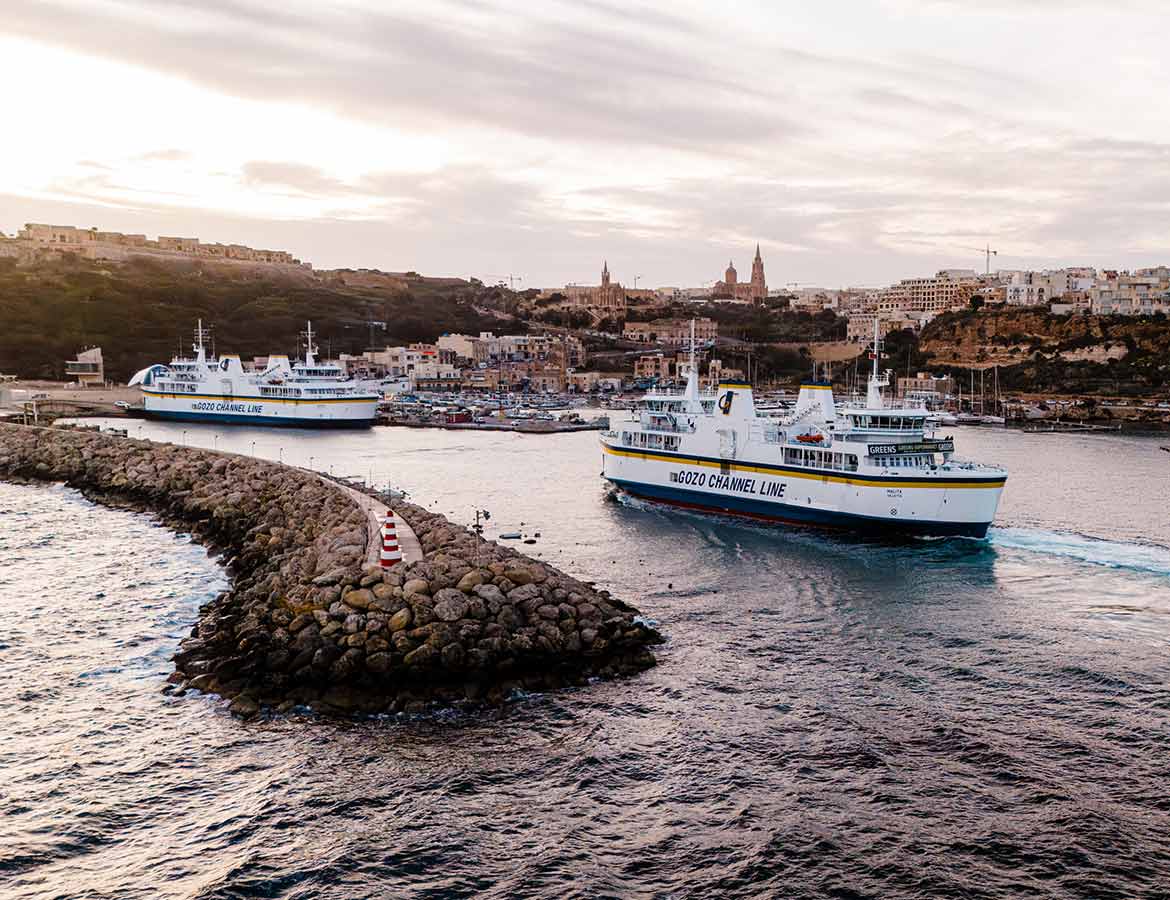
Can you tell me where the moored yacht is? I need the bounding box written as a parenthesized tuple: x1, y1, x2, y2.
(600, 323, 1007, 538)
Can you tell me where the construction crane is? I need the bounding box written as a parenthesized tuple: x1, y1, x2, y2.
(958, 244, 999, 275)
(492, 274, 524, 291)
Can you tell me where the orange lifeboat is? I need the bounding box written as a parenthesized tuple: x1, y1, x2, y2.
(795, 432, 824, 444)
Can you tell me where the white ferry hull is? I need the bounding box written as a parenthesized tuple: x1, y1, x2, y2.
(602, 442, 1004, 538)
(141, 389, 378, 429)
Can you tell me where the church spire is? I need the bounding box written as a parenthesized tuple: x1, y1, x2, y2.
(754, 243, 762, 260)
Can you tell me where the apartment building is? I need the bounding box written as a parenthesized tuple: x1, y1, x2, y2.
(623, 317, 717, 345)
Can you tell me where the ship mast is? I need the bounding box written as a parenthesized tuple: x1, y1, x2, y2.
(866, 317, 887, 408)
(192, 319, 211, 364)
(684, 318, 701, 408)
(302, 321, 317, 367)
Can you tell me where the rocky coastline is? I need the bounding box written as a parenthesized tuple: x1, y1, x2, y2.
(0, 423, 663, 717)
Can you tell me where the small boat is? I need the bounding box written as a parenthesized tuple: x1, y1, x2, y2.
(498, 531, 522, 540)
(795, 432, 824, 444)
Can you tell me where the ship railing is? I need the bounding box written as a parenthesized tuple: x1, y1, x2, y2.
(840, 399, 928, 411)
(640, 414, 695, 434)
(943, 460, 1005, 473)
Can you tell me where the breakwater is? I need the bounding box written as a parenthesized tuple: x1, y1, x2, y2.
(0, 423, 662, 716)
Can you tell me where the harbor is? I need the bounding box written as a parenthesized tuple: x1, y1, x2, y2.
(7, 0, 1170, 894)
(3, 414, 1169, 899)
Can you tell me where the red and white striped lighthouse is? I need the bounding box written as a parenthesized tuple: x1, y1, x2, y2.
(380, 512, 403, 568)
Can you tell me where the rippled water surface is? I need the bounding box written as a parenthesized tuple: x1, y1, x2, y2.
(3, 423, 1169, 899)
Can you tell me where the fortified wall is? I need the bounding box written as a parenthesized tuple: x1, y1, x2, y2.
(0, 223, 312, 272)
(0, 424, 661, 716)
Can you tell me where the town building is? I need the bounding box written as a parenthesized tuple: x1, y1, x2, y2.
(897, 372, 955, 402)
(436, 333, 488, 366)
(878, 269, 979, 317)
(1003, 268, 1096, 306)
(548, 262, 628, 317)
(567, 371, 622, 393)
(633, 353, 675, 382)
(623, 317, 717, 345)
(846, 312, 920, 343)
(710, 245, 767, 303)
(703, 358, 745, 390)
(65, 347, 104, 387)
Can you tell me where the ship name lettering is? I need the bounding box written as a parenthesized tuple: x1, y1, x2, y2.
(670, 470, 707, 487)
(708, 474, 758, 494)
(191, 401, 264, 414)
(759, 481, 787, 498)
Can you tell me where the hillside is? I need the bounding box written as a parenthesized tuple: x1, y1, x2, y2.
(0, 256, 519, 380)
(919, 305, 1170, 395)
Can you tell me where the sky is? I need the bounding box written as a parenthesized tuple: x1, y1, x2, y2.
(3, 0, 1170, 288)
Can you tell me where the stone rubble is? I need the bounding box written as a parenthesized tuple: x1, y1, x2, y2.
(0, 423, 664, 717)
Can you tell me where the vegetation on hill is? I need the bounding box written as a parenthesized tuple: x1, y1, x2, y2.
(640, 301, 848, 344)
(0, 256, 521, 380)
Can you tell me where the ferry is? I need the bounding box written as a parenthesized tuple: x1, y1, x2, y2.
(600, 323, 1007, 538)
(129, 321, 380, 428)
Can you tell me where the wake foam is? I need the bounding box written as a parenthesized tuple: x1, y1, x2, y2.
(990, 526, 1170, 576)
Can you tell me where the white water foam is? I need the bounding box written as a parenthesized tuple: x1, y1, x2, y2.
(990, 526, 1170, 577)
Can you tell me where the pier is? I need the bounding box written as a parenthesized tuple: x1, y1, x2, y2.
(0, 422, 662, 717)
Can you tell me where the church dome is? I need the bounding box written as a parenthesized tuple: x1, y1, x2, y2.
(725, 260, 737, 284)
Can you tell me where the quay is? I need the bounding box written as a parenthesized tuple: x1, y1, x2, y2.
(0, 422, 662, 717)
(378, 416, 608, 434)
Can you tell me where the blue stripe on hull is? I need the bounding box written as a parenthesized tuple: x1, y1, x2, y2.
(143, 409, 374, 429)
(608, 477, 991, 539)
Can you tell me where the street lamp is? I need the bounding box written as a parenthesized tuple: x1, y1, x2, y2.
(213, 434, 219, 451)
(472, 509, 491, 566)
(309, 455, 314, 471)
(250, 441, 256, 457)
(182, 429, 188, 446)
(278, 447, 283, 464)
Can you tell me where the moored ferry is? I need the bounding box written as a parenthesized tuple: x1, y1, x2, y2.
(601, 323, 1007, 538)
(129, 321, 380, 428)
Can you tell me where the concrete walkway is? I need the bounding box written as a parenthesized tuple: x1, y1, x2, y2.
(325, 478, 424, 566)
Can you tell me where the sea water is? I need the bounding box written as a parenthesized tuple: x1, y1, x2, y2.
(2, 424, 1168, 898)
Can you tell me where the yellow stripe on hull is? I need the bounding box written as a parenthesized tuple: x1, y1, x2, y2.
(601, 443, 1005, 490)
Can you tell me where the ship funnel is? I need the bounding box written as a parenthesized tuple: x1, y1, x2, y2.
(793, 381, 836, 424)
(714, 379, 757, 423)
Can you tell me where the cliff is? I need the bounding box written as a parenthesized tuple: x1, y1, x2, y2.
(919, 306, 1170, 396)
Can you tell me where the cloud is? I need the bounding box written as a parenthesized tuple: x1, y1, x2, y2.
(240, 161, 351, 196)
(6, 0, 804, 157)
(6, 0, 1170, 286)
(137, 148, 190, 162)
